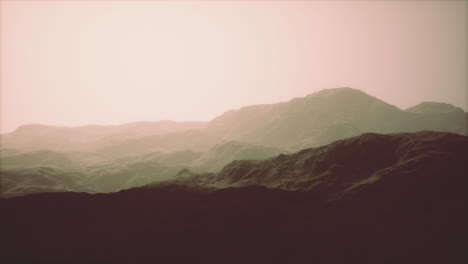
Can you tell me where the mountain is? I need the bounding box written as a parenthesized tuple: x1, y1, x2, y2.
(0, 167, 96, 198)
(0, 151, 198, 196)
(83, 159, 187, 193)
(4, 130, 463, 197)
(0, 143, 283, 196)
(206, 87, 409, 150)
(0, 120, 206, 154)
(406, 101, 465, 114)
(405, 102, 467, 135)
(206, 88, 467, 150)
(0, 150, 108, 169)
(1, 88, 466, 197)
(155, 131, 468, 197)
(2, 88, 466, 157)
(0, 160, 186, 197)
(75, 142, 285, 192)
(1, 132, 466, 264)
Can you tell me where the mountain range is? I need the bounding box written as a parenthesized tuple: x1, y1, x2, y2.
(2, 87, 466, 155)
(1, 87, 466, 197)
(1, 87, 467, 263)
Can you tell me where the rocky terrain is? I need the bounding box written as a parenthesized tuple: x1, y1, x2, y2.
(171, 131, 467, 195)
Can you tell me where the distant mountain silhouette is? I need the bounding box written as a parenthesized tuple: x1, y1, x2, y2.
(0, 121, 206, 153)
(2, 88, 467, 197)
(406, 101, 465, 114)
(2, 88, 466, 156)
(207, 88, 467, 150)
(1, 132, 466, 264)
(404, 102, 468, 135)
(207, 88, 402, 149)
(0, 150, 108, 169)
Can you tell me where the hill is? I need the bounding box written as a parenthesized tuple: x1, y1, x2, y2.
(157, 131, 468, 197)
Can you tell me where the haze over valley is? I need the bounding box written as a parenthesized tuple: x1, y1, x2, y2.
(1, 88, 467, 264)
(1, 87, 466, 197)
(1, 1, 467, 263)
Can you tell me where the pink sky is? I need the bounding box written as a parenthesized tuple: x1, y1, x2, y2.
(1, 0, 467, 133)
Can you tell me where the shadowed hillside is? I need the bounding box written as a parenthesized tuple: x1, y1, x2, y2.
(165, 131, 468, 197)
(1, 131, 466, 263)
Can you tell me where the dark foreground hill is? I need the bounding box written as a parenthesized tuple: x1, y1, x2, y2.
(1, 131, 466, 264)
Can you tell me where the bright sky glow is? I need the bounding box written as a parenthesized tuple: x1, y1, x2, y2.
(1, 0, 466, 133)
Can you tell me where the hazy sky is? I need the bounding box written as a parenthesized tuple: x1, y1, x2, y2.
(1, 0, 467, 133)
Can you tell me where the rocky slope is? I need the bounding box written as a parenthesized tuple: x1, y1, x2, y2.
(162, 131, 468, 199)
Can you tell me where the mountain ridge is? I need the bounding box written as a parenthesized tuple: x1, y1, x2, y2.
(152, 131, 467, 200)
(405, 101, 465, 114)
(1, 88, 466, 197)
(2, 88, 466, 155)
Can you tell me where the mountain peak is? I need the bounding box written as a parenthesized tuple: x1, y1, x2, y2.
(406, 102, 465, 114)
(305, 87, 366, 97)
